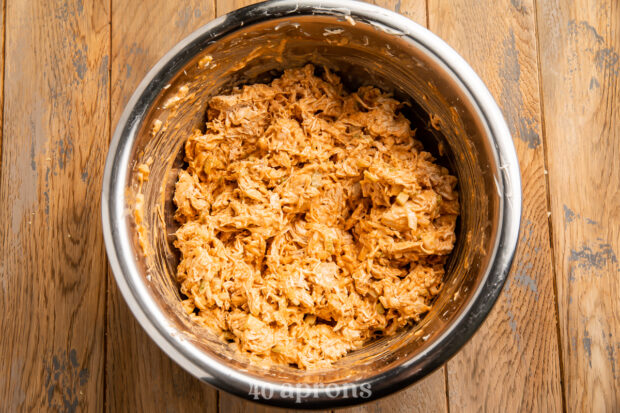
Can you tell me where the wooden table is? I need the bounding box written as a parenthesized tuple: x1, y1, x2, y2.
(0, 0, 617, 411)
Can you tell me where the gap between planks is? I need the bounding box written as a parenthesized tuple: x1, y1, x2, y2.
(0, 0, 5, 172)
(531, 0, 568, 410)
(103, 0, 113, 411)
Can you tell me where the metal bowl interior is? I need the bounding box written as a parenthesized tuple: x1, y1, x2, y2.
(102, 1, 521, 408)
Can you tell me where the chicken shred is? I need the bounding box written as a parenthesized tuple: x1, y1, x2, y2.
(173, 65, 459, 369)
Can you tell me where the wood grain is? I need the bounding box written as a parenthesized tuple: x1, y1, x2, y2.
(427, 0, 564, 411)
(368, 0, 427, 25)
(0, 0, 4, 169)
(537, 0, 620, 410)
(0, 0, 109, 411)
(106, 1, 218, 411)
(216, 0, 256, 15)
(342, 370, 447, 413)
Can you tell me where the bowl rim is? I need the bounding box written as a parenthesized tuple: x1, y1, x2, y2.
(101, 0, 522, 408)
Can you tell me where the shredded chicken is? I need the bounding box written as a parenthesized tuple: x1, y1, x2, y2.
(172, 65, 459, 369)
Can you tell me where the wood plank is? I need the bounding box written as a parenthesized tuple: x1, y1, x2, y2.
(427, 0, 564, 411)
(341, 370, 447, 413)
(0, 0, 109, 411)
(369, 0, 426, 25)
(106, 1, 218, 411)
(537, 0, 620, 410)
(216, 0, 255, 15)
(0, 0, 4, 169)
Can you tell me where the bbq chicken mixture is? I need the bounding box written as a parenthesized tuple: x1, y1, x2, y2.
(172, 65, 459, 369)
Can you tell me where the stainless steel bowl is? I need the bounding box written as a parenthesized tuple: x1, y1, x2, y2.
(102, 0, 521, 408)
